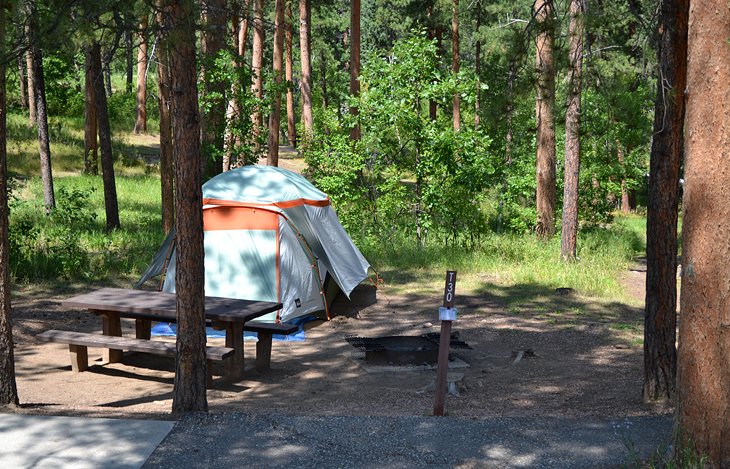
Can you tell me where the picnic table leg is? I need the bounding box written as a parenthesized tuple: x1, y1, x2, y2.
(135, 319, 151, 340)
(224, 322, 244, 379)
(100, 311, 123, 363)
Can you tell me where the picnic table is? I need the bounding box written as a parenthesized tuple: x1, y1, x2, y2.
(55, 287, 283, 379)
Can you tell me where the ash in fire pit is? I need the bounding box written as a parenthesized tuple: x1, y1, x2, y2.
(345, 333, 471, 366)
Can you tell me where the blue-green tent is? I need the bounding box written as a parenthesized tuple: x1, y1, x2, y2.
(136, 165, 371, 322)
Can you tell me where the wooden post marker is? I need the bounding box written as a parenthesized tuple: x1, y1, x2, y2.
(433, 270, 457, 416)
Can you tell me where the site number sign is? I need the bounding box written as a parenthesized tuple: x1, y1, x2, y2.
(443, 271, 456, 308)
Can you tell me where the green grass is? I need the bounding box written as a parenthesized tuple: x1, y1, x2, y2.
(362, 213, 646, 303)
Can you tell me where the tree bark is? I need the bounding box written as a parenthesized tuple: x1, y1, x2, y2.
(157, 0, 175, 234)
(267, 0, 284, 166)
(644, 0, 687, 405)
(285, 2, 296, 148)
(0, 4, 19, 408)
(103, 55, 112, 98)
(84, 47, 98, 175)
(451, 0, 460, 131)
(349, 0, 361, 140)
(90, 43, 121, 231)
(24, 40, 35, 125)
(560, 0, 583, 261)
(17, 54, 27, 111)
(618, 144, 630, 212)
(134, 15, 149, 134)
(474, 0, 480, 129)
(165, 0, 208, 415)
(223, 0, 251, 170)
(534, 0, 556, 239)
(251, 0, 264, 152)
(125, 29, 133, 93)
(201, 0, 227, 179)
(299, 0, 313, 138)
(677, 0, 730, 465)
(27, 0, 54, 213)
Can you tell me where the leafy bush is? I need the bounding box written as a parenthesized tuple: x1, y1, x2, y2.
(305, 33, 499, 246)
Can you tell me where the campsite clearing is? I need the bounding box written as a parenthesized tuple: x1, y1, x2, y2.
(10, 271, 672, 421)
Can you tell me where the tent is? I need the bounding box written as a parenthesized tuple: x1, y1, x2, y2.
(136, 165, 371, 323)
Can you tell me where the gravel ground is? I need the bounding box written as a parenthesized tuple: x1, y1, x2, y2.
(142, 412, 673, 468)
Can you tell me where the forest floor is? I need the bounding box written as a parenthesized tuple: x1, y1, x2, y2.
(9, 258, 672, 421)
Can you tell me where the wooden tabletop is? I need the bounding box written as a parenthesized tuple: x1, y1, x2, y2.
(62, 287, 282, 323)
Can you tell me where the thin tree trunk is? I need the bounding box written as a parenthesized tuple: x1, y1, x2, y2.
(452, 0, 460, 131)
(165, 0, 208, 415)
(134, 15, 149, 134)
(90, 43, 121, 231)
(17, 54, 27, 111)
(644, 0, 687, 404)
(560, 0, 583, 261)
(319, 50, 329, 110)
(349, 0, 361, 140)
(25, 51, 35, 125)
(678, 1, 730, 464)
(267, 0, 284, 166)
(534, 0, 556, 239)
(31, 48, 54, 211)
(0, 4, 18, 408)
(125, 29, 133, 93)
(299, 0, 313, 137)
(474, 0, 481, 129)
(201, 0, 227, 178)
(285, 2, 295, 148)
(618, 144, 630, 212)
(223, 0, 251, 170)
(157, 0, 175, 234)
(238, 0, 250, 58)
(84, 47, 98, 175)
(103, 55, 112, 98)
(251, 0, 264, 152)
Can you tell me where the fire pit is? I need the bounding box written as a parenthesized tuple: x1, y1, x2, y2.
(345, 333, 471, 366)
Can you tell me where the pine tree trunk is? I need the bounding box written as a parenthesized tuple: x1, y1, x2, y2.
(157, 0, 175, 234)
(0, 5, 18, 408)
(90, 43, 121, 231)
(165, 0, 208, 415)
(84, 47, 98, 175)
(17, 55, 27, 111)
(125, 30, 133, 93)
(560, 0, 583, 261)
(474, 0, 480, 129)
(223, 0, 251, 170)
(134, 15, 148, 134)
(451, 0, 460, 131)
(644, 0, 686, 406)
(285, 3, 296, 148)
(319, 50, 329, 110)
(267, 0, 284, 166)
(201, 0, 227, 178)
(349, 0, 361, 140)
(32, 49, 54, 212)
(299, 0, 313, 137)
(25, 51, 35, 125)
(618, 145, 630, 212)
(678, 1, 730, 464)
(534, 0, 556, 239)
(103, 55, 112, 98)
(251, 0, 265, 152)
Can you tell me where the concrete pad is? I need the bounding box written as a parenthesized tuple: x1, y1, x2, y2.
(0, 414, 175, 469)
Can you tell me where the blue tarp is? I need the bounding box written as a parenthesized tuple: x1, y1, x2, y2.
(150, 316, 315, 342)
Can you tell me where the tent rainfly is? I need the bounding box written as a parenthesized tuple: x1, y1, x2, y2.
(136, 165, 371, 323)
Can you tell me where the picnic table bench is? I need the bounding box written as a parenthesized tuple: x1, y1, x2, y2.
(37, 330, 233, 388)
(50, 288, 284, 380)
